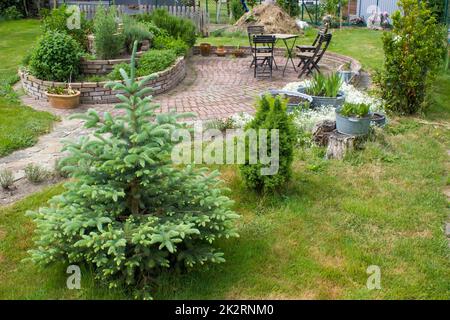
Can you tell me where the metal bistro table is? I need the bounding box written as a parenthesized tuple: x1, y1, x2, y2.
(268, 33, 299, 76)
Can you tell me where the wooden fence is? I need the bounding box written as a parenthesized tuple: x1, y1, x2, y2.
(59, 2, 209, 35)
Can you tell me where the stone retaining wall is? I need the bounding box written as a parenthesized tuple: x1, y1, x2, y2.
(81, 40, 150, 75)
(19, 56, 186, 104)
(192, 45, 362, 77)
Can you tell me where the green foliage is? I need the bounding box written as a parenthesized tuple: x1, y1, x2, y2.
(108, 62, 131, 80)
(29, 30, 83, 82)
(24, 163, 50, 184)
(26, 42, 239, 299)
(1, 6, 23, 20)
(122, 15, 153, 53)
(93, 6, 124, 59)
(276, 0, 300, 17)
(375, 0, 446, 115)
(239, 95, 296, 193)
(135, 16, 169, 38)
(339, 102, 370, 118)
(137, 49, 176, 77)
(152, 35, 188, 56)
(41, 5, 91, 49)
(0, 168, 14, 190)
(230, 0, 245, 20)
(306, 72, 342, 97)
(147, 9, 197, 47)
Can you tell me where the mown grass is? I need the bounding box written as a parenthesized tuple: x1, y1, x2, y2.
(1, 70, 449, 299)
(0, 19, 56, 157)
(197, 27, 384, 71)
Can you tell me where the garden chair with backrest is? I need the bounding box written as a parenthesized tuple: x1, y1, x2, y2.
(252, 34, 276, 80)
(297, 33, 332, 78)
(247, 25, 277, 69)
(296, 23, 329, 53)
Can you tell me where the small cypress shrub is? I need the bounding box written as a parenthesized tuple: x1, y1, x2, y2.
(239, 95, 296, 193)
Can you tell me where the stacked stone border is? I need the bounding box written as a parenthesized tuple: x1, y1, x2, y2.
(81, 40, 150, 75)
(19, 56, 186, 104)
(192, 45, 362, 78)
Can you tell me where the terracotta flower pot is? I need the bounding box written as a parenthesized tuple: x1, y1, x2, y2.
(46, 91, 81, 109)
(233, 48, 245, 58)
(200, 43, 211, 56)
(216, 46, 226, 57)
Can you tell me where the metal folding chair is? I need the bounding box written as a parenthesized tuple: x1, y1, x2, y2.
(297, 33, 332, 78)
(296, 23, 329, 53)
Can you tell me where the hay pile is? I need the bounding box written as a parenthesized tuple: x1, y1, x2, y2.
(234, 4, 301, 34)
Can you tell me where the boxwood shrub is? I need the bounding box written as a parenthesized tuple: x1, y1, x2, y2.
(29, 31, 83, 82)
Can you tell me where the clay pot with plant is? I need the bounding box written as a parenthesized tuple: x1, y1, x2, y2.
(46, 85, 80, 109)
(216, 44, 226, 57)
(200, 43, 211, 56)
(232, 45, 245, 58)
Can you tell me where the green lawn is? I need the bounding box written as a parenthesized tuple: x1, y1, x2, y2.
(0, 19, 56, 157)
(198, 27, 384, 71)
(0, 19, 448, 300)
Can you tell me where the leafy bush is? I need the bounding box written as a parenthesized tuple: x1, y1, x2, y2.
(122, 15, 153, 53)
(107, 62, 131, 80)
(137, 49, 176, 77)
(230, 0, 245, 20)
(0, 168, 14, 190)
(93, 6, 124, 59)
(26, 42, 239, 298)
(29, 31, 83, 82)
(239, 95, 296, 192)
(375, 0, 446, 114)
(41, 5, 91, 49)
(1, 6, 23, 20)
(152, 35, 188, 56)
(306, 72, 342, 97)
(339, 102, 370, 118)
(135, 17, 169, 38)
(147, 9, 197, 47)
(25, 163, 50, 184)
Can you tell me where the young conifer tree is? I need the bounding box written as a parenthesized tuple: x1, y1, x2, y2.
(27, 41, 239, 298)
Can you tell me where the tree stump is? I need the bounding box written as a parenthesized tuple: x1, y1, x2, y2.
(326, 131, 359, 160)
(312, 120, 336, 146)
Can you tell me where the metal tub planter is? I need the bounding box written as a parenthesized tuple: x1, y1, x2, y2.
(335, 106, 372, 136)
(263, 89, 313, 113)
(297, 86, 345, 108)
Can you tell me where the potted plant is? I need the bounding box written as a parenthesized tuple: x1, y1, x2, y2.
(337, 62, 353, 84)
(46, 84, 80, 109)
(298, 72, 345, 108)
(336, 102, 372, 136)
(216, 44, 226, 57)
(200, 43, 211, 56)
(232, 45, 245, 58)
(371, 112, 387, 127)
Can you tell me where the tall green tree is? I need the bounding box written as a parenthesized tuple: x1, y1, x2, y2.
(27, 42, 239, 298)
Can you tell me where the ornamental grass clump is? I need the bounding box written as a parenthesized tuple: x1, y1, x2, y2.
(26, 42, 239, 299)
